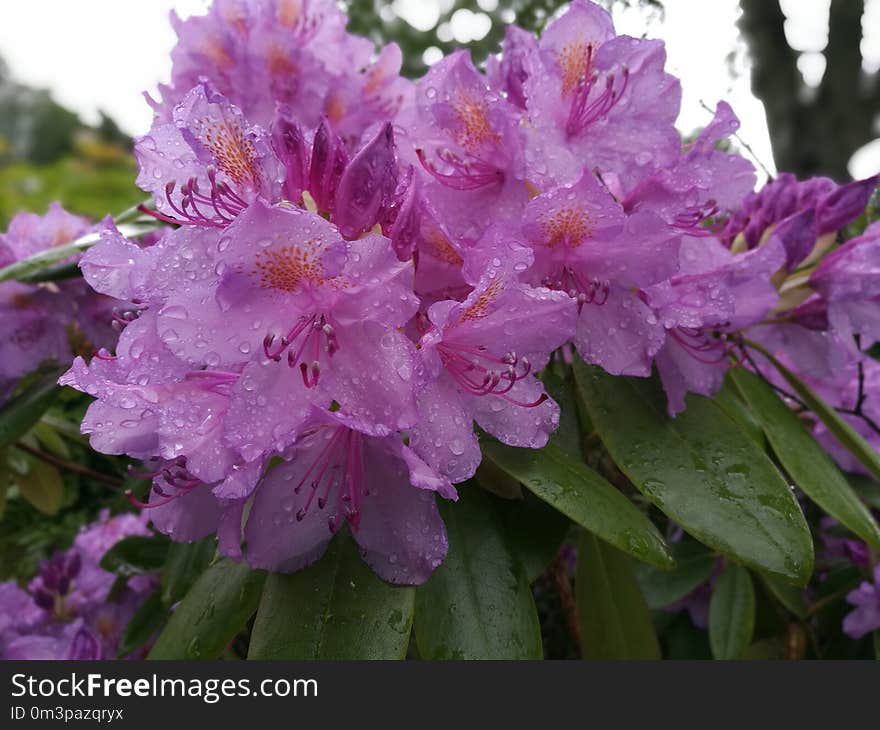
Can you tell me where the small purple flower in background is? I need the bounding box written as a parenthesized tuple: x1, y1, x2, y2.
(0, 511, 155, 660)
(843, 565, 880, 640)
(0, 203, 130, 402)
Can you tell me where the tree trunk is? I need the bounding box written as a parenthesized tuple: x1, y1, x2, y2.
(739, 0, 879, 181)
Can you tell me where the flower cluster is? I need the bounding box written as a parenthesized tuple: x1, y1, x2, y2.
(0, 511, 155, 659)
(0, 204, 125, 403)
(58, 0, 880, 584)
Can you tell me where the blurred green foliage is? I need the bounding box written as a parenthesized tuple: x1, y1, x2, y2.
(0, 152, 140, 229)
(344, 0, 662, 77)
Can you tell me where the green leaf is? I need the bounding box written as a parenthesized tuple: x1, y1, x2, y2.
(542, 371, 583, 459)
(874, 631, 879, 660)
(759, 572, 807, 619)
(574, 360, 814, 584)
(32, 421, 70, 459)
(0, 448, 9, 519)
(117, 590, 166, 658)
(708, 564, 755, 660)
(483, 438, 672, 569)
(248, 532, 414, 659)
(148, 559, 265, 660)
(730, 367, 880, 550)
(499, 490, 571, 582)
(848, 474, 880, 511)
(576, 531, 660, 660)
(0, 368, 64, 450)
(414, 486, 543, 659)
(634, 538, 716, 609)
(747, 342, 880, 481)
(16, 457, 63, 515)
(715, 374, 765, 445)
(160, 538, 216, 606)
(100, 536, 170, 577)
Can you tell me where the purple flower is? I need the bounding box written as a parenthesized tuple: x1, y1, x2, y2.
(520, 171, 679, 377)
(819, 516, 871, 568)
(622, 101, 756, 229)
(843, 565, 880, 640)
(136, 82, 283, 228)
(810, 221, 880, 351)
(0, 203, 121, 401)
(647, 234, 785, 414)
(411, 228, 576, 483)
(0, 511, 155, 660)
(722, 173, 878, 270)
(242, 410, 448, 584)
(155, 0, 404, 139)
(404, 50, 529, 241)
(521, 0, 681, 190)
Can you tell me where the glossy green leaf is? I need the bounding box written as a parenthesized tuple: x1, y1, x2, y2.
(747, 342, 880, 481)
(160, 538, 216, 606)
(414, 486, 543, 659)
(709, 564, 755, 660)
(117, 590, 166, 658)
(715, 374, 764, 445)
(499, 490, 571, 582)
(576, 531, 660, 659)
(0, 368, 64, 450)
(542, 371, 583, 459)
(730, 367, 880, 550)
(0, 449, 9, 519)
(148, 559, 265, 660)
(759, 572, 807, 619)
(574, 360, 813, 584)
(634, 538, 716, 609)
(483, 439, 673, 569)
(848, 474, 880, 511)
(16, 457, 63, 515)
(248, 532, 414, 659)
(100, 536, 170, 577)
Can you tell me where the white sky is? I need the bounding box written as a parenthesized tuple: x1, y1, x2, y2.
(0, 0, 877, 180)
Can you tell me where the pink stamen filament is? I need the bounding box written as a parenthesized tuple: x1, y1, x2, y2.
(416, 148, 504, 191)
(263, 313, 338, 388)
(292, 427, 368, 532)
(125, 458, 203, 508)
(669, 326, 729, 364)
(438, 340, 546, 407)
(139, 167, 247, 228)
(674, 200, 721, 232)
(545, 266, 610, 310)
(566, 45, 629, 137)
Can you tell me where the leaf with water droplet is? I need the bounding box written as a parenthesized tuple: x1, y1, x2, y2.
(745, 342, 880, 482)
(730, 366, 880, 551)
(248, 531, 414, 659)
(574, 359, 813, 585)
(483, 438, 673, 569)
(148, 559, 265, 660)
(414, 486, 542, 659)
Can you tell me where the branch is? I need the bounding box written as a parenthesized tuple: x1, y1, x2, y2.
(14, 441, 125, 488)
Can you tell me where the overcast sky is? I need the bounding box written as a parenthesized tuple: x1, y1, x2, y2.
(0, 0, 877, 180)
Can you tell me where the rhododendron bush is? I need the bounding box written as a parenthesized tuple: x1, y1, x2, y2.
(1, 0, 879, 661)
